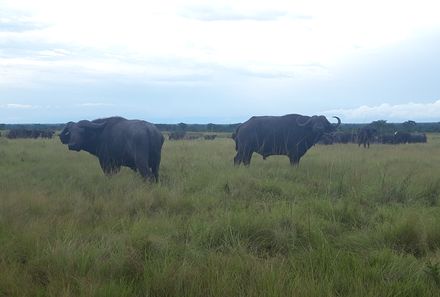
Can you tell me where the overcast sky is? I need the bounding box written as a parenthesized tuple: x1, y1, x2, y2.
(1, 0, 440, 123)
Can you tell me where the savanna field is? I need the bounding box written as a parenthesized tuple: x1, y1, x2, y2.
(1, 134, 440, 297)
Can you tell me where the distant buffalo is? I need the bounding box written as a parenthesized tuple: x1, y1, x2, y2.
(204, 135, 217, 140)
(7, 128, 54, 139)
(232, 114, 341, 166)
(333, 131, 356, 144)
(358, 126, 377, 148)
(168, 131, 186, 140)
(379, 132, 427, 144)
(408, 133, 427, 143)
(186, 135, 201, 140)
(379, 134, 395, 144)
(41, 130, 54, 139)
(59, 117, 164, 181)
(393, 131, 410, 144)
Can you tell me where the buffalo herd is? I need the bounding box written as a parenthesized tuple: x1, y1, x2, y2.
(6, 128, 54, 139)
(168, 131, 217, 140)
(318, 129, 427, 146)
(1, 114, 429, 182)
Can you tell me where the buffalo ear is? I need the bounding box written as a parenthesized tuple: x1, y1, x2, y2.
(59, 122, 75, 144)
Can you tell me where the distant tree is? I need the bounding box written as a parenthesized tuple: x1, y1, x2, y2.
(207, 123, 216, 132)
(370, 120, 388, 134)
(370, 120, 400, 134)
(178, 122, 187, 131)
(402, 120, 417, 132)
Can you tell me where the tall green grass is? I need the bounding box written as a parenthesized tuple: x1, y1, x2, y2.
(0, 135, 440, 296)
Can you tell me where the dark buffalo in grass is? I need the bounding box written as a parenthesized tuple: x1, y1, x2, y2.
(204, 135, 217, 140)
(232, 114, 341, 166)
(393, 131, 411, 144)
(59, 116, 164, 182)
(358, 125, 377, 148)
(7, 128, 54, 139)
(333, 131, 356, 144)
(380, 134, 395, 144)
(408, 133, 427, 143)
(168, 131, 186, 140)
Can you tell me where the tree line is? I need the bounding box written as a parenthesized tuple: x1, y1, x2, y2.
(1, 120, 440, 134)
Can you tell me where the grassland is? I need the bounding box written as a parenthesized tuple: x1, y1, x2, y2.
(1, 134, 440, 297)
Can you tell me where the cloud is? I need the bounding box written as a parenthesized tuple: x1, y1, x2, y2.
(36, 49, 71, 58)
(0, 15, 46, 32)
(1, 103, 34, 109)
(77, 102, 114, 107)
(2, 0, 440, 87)
(1, 0, 440, 123)
(180, 6, 288, 21)
(324, 100, 440, 123)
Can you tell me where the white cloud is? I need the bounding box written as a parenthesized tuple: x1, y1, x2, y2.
(36, 49, 71, 58)
(1, 0, 440, 123)
(1, 103, 34, 109)
(179, 4, 288, 21)
(2, 0, 440, 85)
(324, 100, 440, 123)
(77, 102, 114, 107)
(0, 55, 209, 85)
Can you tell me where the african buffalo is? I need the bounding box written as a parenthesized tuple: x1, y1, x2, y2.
(6, 128, 54, 139)
(168, 131, 186, 140)
(393, 131, 410, 144)
(408, 133, 427, 143)
(232, 114, 341, 166)
(379, 134, 395, 144)
(204, 134, 217, 140)
(358, 126, 377, 148)
(333, 131, 356, 144)
(59, 117, 164, 181)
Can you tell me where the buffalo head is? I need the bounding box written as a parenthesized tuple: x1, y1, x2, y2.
(297, 115, 341, 134)
(59, 120, 106, 151)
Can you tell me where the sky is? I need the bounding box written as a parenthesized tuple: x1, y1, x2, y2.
(1, 0, 440, 124)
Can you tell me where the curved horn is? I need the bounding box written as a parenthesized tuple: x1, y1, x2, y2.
(78, 120, 106, 129)
(61, 121, 74, 130)
(332, 116, 341, 128)
(296, 116, 315, 126)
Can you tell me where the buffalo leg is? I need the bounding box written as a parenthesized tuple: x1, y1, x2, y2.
(99, 158, 120, 176)
(136, 157, 154, 181)
(234, 151, 243, 166)
(234, 148, 252, 166)
(289, 155, 300, 166)
(149, 156, 161, 182)
(151, 165, 159, 182)
(242, 151, 253, 166)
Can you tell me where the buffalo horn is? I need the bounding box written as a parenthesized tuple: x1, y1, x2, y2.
(296, 116, 315, 126)
(78, 120, 106, 129)
(332, 116, 341, 128)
